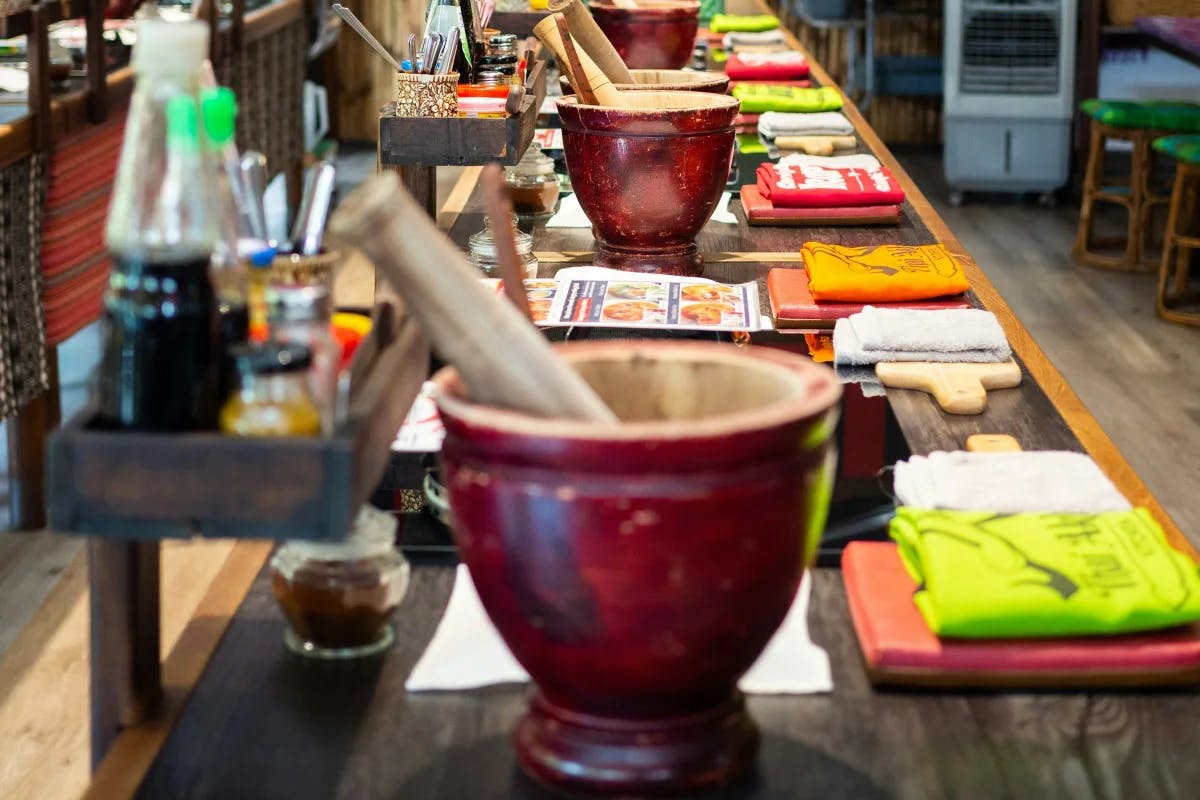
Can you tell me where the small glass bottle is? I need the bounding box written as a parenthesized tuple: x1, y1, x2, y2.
(270, 505, 410, 660)
(265, 282, 342, 434)
(219, 342, 321, 437)
(504, 144, 560, 218)
(467, 213, 539, 279)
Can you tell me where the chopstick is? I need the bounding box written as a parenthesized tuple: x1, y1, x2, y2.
(480, 164, 533, 322)
(331, 4, 405, 73)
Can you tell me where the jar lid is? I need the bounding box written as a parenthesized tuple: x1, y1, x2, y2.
(273, 505, 402, 575)
(230, 341, 312, 375)
(479, 54, 518, 66)
(507, 143, 556, 177)
(467, 213, 534, 260)
(489, 33, 519, 45)
(266, 282, 331, 322)
(475, 70, 508, 87)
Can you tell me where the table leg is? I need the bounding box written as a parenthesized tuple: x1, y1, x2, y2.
(89, 539, 162, 770)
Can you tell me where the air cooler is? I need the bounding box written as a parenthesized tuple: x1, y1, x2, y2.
(943, 0, 1077, 204)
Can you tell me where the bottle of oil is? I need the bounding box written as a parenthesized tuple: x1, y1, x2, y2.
(97, 19, 220, 430)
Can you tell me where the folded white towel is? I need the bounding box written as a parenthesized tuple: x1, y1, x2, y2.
(406, 565, 833, 695)
(893, 450, 1132, 514)
(723, 30, 788, 48)
(547, 192, 737, 227)
(834, 364, 886, 397)
(777, 153, 881, 170)
(833, 306, 1011, 366)
(758, 111, 855, 139)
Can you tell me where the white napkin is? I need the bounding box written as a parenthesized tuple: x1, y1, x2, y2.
(759, 111, 854, 139)
(406, 565, 832, 695)
(893, 450, 1132, 514)
(723, 30, 787, 48)
(833, 307, 1011, 367)
(547, 192, 738, 228)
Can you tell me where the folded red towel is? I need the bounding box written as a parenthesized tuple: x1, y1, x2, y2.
(755, 162, 905, 207)
(726, 52, 810, 81)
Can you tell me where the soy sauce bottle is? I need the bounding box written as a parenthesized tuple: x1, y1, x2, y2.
(97, 20, 221, 431)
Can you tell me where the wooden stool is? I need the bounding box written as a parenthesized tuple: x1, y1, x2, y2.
(1154, 135, 1200, 326)
(1072, 121, 1173, 272)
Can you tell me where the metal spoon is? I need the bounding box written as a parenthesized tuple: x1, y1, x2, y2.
(331, 4, 404, 73)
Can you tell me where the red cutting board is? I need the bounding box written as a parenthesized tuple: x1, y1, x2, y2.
(842, 542, 1200, 688)
(766, 268, 971, 329)
(740, 185, 902, 227)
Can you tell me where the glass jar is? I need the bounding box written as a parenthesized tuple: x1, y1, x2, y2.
(270, 505, 410, 660)
(219, 342, 322, 437)
(504, 144, 560, 218)
(467, 213, 540, 279)
(265, 282, 343, 434)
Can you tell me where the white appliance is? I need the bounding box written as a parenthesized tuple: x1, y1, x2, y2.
(943, 0, 1078, 204)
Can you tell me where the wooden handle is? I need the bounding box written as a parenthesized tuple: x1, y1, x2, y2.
(329, 172, 618, 423)
(555, 14, 598, 105)
(534, 14, 627, 107)
(966, 434, 1022, 452)
(875, 360, 1021, 415)
(775, 136, 856, 155)
(480, 164, 533, 322)
(548, 0, 634, 84)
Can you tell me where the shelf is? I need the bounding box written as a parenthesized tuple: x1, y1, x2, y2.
(0, 0, 89, 41)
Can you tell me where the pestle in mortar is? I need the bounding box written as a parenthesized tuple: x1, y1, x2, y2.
(534, 14, 628, 107)
(328, 172, 617, 424)
(548, 0, 634, 84)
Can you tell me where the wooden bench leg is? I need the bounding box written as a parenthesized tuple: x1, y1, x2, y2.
(89, 539, 162, 770)
(1074, 125, 1159, 272)
(1157, 164, 1200, 327)
(6, 347, 60, 531)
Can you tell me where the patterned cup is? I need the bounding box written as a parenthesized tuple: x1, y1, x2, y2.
(396, 72, 459, 117)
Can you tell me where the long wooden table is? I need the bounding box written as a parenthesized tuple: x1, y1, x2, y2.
(80, 1, 1200, 797)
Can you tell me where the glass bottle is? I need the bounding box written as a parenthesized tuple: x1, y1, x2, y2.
(467, 213, 540, 279)
(97, 19, 219, 431)
(270, 505, 410, 660)
(265, 282, 342, 434)
(200, 86, 251, 403)
(504, 144, 559, 218)
(218, 342, 321, 437)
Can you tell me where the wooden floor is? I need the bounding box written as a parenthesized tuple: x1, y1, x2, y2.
(0, 146, 1197, 799)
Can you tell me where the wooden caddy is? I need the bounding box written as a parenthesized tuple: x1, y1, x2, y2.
(1157, 160, 1200, 326)
(1072, 121, 1174, 272)
(47, 303, 430, 766)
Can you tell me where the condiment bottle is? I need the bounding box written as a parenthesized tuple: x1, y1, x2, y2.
(265, 282, 342, 434)
(270, 505, 410, 659)
(218, 342, 321, 436)
(98, 19, 220, 431)
(467, 213, 540, 279)
(503, 144, 560, 218)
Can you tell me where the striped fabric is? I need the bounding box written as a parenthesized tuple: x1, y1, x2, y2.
(41, 112, 125, 345)
(0, 153, 49, 420)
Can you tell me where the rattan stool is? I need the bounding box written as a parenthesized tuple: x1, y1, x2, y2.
(1073, 120, 1173, 272)
(1154, 136, 1200, 327)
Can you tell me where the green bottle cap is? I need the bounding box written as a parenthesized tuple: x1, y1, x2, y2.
(165, 95, 200, 150)
(200, 87, 237, 148)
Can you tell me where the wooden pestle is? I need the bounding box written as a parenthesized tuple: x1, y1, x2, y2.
(329, 172, 618, 423)
(479, 164, 533, 322)
(534, 14, 628, 107)
(548, 0, 634, 84)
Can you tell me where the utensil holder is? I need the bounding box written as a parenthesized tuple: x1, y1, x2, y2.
(396, 72, 460, 118)
(272, 249, 343, 286)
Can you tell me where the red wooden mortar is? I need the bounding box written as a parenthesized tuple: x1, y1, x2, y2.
(591, 1, 701, 70)
(433, 341, 842, 795)
(557, 91, 740, 276)
(560, 68, 730, 96)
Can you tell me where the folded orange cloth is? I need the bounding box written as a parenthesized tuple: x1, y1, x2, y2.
(801, 242, 971, 302)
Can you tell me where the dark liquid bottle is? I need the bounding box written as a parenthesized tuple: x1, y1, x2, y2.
(98, 21, 221, 431)
(96, 252, 220, 429)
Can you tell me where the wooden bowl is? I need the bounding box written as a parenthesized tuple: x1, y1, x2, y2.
(591, 1, 701, 70)
(433, 340, 842, 795)
(556, 91, 739, 276)
(559, 68, 730, 96)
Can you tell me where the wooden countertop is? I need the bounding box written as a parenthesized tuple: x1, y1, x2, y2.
(70, 0, 1200, 797)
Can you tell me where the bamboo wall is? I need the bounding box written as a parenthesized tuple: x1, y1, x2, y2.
(327, 0, 427, 141)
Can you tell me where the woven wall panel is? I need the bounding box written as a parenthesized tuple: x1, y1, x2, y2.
(0, 154, 50, 420)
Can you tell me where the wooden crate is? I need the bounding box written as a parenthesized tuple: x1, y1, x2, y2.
(378, 57, 547, 167)
(47, 303, 429, 541)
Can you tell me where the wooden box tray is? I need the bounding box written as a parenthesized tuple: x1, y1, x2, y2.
(378, 58, 547, 168)
(47, 303, 429, 541)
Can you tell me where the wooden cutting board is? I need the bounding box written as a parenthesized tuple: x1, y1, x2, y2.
(875, 360, 1021, 414)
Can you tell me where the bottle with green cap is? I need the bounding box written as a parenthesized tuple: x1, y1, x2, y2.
(201, 86, 252, 404)
(97, 19, 222, 431)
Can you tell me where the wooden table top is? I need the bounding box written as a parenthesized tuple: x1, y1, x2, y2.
(83, 0, 1200, 797)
